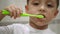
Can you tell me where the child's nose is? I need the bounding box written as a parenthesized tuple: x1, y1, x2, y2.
(38, 5, 46, 12)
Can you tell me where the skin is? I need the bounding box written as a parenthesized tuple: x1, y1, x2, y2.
(25, 0, 58, 30)
(0, 5, 22, 20)
(0, 0, 59, 30)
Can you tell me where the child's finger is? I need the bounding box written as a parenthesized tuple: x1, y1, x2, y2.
(13, 10, 17, 19)
(13, 5, 21, 17)
(10, 6, 16, 18)
(16, 8, 22, 17)
(10, 6, 17, 19)
(16, 9, 20, 17)
(13, 6, 22, 18)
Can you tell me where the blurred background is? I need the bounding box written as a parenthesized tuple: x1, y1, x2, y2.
(0, 0, 60, 34)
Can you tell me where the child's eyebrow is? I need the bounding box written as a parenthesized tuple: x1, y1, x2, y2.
(32, 0, 40, 2)
(46, 0, 56, 4)
(31, 0, 56, 3)
(32, 0, 54, 2)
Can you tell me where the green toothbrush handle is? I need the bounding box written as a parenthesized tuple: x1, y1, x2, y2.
(2, 10, 44, 18)
(2, 10, 10, 15)
(2, 10, 31, 16)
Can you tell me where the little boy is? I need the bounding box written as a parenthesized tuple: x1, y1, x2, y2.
(0, 0, 59, 34)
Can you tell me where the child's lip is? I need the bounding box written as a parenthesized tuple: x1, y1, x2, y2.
(36, 18, 46, 22)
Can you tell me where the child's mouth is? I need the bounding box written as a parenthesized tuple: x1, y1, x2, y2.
(36, 14, 46, 21)
(31, 14, 46, 22)
(36, 14, 46, 19)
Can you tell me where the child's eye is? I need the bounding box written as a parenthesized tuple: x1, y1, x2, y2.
(47, 3, 54, 8)
(47, 4, 53, 8)
(32, 3, 39, 6)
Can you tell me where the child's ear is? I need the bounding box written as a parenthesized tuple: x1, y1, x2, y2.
(54, 10, 59, 18)
(25, 5, 29, 12)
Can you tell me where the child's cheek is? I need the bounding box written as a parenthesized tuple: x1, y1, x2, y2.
(46, 12, 54, 21)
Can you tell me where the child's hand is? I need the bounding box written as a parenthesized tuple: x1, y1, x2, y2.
(5, 5, 22, 19)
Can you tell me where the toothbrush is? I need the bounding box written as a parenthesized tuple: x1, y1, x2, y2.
(2, 10, 44, 18)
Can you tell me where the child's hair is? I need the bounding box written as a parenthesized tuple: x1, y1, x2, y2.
(27, 0, 59, 8)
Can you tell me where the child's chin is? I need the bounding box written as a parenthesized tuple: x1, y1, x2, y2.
(35, 22, 48, 26)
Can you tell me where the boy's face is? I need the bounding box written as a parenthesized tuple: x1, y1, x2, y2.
(25, 0, 58, 26)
